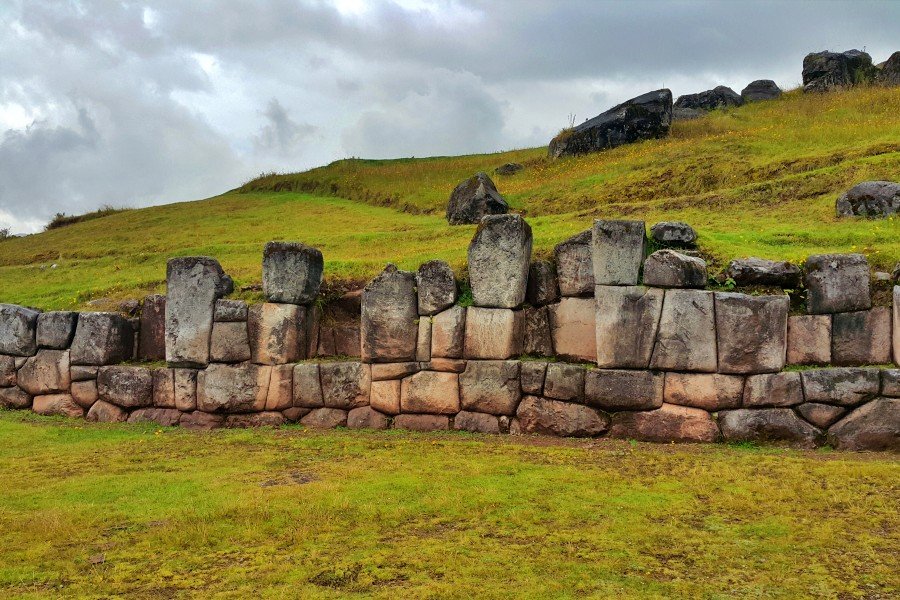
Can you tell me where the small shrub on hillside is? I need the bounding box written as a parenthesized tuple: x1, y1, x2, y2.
(45, 204, 130, 231)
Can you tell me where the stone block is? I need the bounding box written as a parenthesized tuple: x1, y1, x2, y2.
(152, 368, 176, 408)
(293, 363, 324, 408)
(804, 253, 871, 314)
(527, 260, 560, 306)
(796, 403, 847, 428)
(137, 296, 166, 360)
(583, 369, 664, 411)
(554, 230, 593, 296)
(392, 414, 450, 432)
(801, 367, 880, 406)
(173, 368, 198, 412)
(663, 372, 744, 411)
(98, 366, 153, 408)
(248, 303, 306, 365)
(281, 407, 310, 422)
(347, 406, 390, 430)
(265, 364, 294, 411)
(642, 250, 706, 288)
(608, 404, 719, 443)
(650, 289, 717, 372)
(0, 355, 15, 386)
(165, 256, 231, 367)
(262, 241, 324, 305)
(514, 396, 609, 437)
(520, 361, 547, 396)
(425, 358, 467, 372)
(719, 408, 822, 448)
(371, 362, 420, 380)
(714, 293, 788, 374)
(548, 298, 596, 362)
(468, 214, 532, 308)
(70, 379, 99, 409)
(416, 260, 457, 315)
(214, 299, 248, 322)
(70, 312, 133, 366)
(522, 306, 553, 356)
(86, 400, 128, 423)
(827, 398, 899, 451)
(431, 306, 466, 359)
(180, 411, 225, 430)
(208, 321, 251, 363)
(831, 308, 892, 366)
(36, 311, 77, 350)
(649, 221, 697, 247)
(0, 386, 31, 409)
(884, 369, 900, 397)
(17, 349, 70, 395)
(454, 411, 501, 434)
(463, 307, 523, 360)
(400, 371, 459, 414)
(591, 220, 646, 286)
(459, 360, 521, 415)
(787, 315, 831, 365)
(543, 362, 585, 402)
(416, 318, 432, 362)
(0, 304, 39, 357)
(70, 365, 98, 381)
(595, 285, 663, 369)
(743, 372, 804, 407)
(361, 265, 418, 362)
(196, 363, 270, 413)
(320, 362, 370, 409)
(370, 379, 402, 415)
(224, 412, 286, 428)
(726, 258, 800, 288)
(33, 394, 83, 418)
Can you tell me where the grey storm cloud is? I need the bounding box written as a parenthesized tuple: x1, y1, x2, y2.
(0, 0, 898, 232)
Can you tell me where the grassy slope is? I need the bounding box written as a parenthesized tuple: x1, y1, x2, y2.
(1, 87, 898, 310)
(0, 411, 897, 598)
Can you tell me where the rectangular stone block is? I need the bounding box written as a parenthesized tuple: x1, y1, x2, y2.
(522, 306, 553, 356)
(714, 293, 788, 374)
(214, 299, 248, 322)
(454, 411, 501, 434)
(370, 379, 401, 415)
(543, 362, 585, 402)
(882, 369, 900, 397)
(17, 349, 70, 395)
(36, 311, 77, 350)
(70, 365, 98, 382)
(895, 286, 900, 366)
(361, 265, 418, 362)
(416, 318, 432, 362)
(583, 369, 664, 411)
(0, 355, 16, 387)
(650, 289, 717, 372)
(431, 306, 466, 359)
(743, 372, 804, 408)
(249, 303, 306, 365)
(265, 364, 294, 411)
(196, 363, 270, 413)
(320, 362, 370, 410)
(801, 367, 880, 406)
(554, 230, 593, 296)
(400, 371, 459, 414)
(98, 366, 153, 408)
(425, 358, 467, 373)
(293, 363, 324, 408)
(71, 312, 133, 366)
(371, 362, 420, 380)
(595, 285, 663, 369)
(464, 307, 523, 360)
(832, 308, 892, 366)
(467, 214, 532, 308)
(210, 321, 251, 363)
(152, 368, 176, 408)
(165, 257, 231, 367)
(70, 379, 99, 409)
(173, 368, 198, 411)
(548, 297, 596, 362)
(459, 360, 521, 415)
(787, 315, 831, 365)
(663, 372, 744, 411)
(137, 296, 166, 360)
(0, 304, 39, 357)
(591, 220, 646, 285)
(804, 254, 871, 314)
(520, 361, 547, 396)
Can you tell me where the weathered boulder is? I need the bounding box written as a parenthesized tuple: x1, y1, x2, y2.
(591, 220, 646, 286)
(714, 293, 788, 374)
(796, 403, 847, 429)
(70, 365, 98, 382)
(0, 355, 15, 386)
(265, 364, 293, 411)
(725, 257, 801, 288)
(165, 256, 231, 367)
(740, 80, 782, 102)
(878, 51, 900, 86)
(827, 398, 899, 450)
(743, 372, 804, 408)
(804, 254, 871, 314)
(520, 361, 547, 396)
(454, 410, 501, 434)
(224, 412, 286, 428)
(720, 409, 822, 447)
(0, 304, 39, 356)
(527, 260, 560, 307)
(36, 311, 77, 350)
(459, 360, 521, 415)
(32, 394, 83, 418)
(209, 321, 251, 363)
(548, 89, 673, 158)
(347, 406, 390, 430)
(0, 386, 31, 409)
(514, 396, 609, 437)
(836, 181, 900, 218)
(803, 49, 876, 92)
(97, 366, 153, 408)
(319, 362, 371, 409)
(583, 369, 664, 411)
(300, 408, 347, 429)
(675, 86, 743, 111)
(650, 290, 717, 372)
(151, 368, 175, 408)
(801, 367, 880, 406)
(196, 363, 270, 413)
(431, 306, 466, 359)
(831, 308, 892, 366)
(249, 303, 306, 365)
(262, 241, 323, 305)
(17, 349, 70, 395)
(393, 414, 449, 431)
(649, 221, 697, 247)
(135, 296, 165, 361)
(595, 286, 663, 369)
(543, 362, 585, 402)
(361, 264, 418, 362)
(663, 372, 744, 411)
(548, 297, 596, 362)
(214, 299, 248, 322)
(468, 215, 532, 308)
(369, 379, 401, 415)
(494, 163, 523, 176)
(400, 370, 459, 414)
(609, 404, 720, 443)
(446, 172, 508, 225)
(70, 380, 98, 409)
(464, 308, 523, 359)
(787, 315, 831, 365)
(416, 318, 431, 362)
(554, 230, 593, 296)
(522, 306, 553, 356)
(643, 250, 706, 288)
(173, 369, 198, 412)
(292, 363, 324, 408)
(180, 411, 224, 430)
(416, 260, 457, 316)
(86, 400, 128, 423)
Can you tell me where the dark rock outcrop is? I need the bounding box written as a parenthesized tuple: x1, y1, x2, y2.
(803, 50, 877, 92)
(674, 86, 743, 111)
(740, 80, 782, 102)
(878, 51, 900, 86)
(835, 181, 900, 218)
(446, 172, 508, 225)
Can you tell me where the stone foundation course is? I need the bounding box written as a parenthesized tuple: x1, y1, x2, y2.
(1, 215, 898, 451)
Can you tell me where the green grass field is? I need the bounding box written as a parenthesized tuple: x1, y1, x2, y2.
(0, 86, 898, 310)
(0, 410, 897, 599)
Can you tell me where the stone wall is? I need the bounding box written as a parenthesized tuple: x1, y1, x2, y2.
(1, 216, 898, 450)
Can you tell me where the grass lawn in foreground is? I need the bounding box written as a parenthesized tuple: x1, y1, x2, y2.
(0, 411, 897, 598)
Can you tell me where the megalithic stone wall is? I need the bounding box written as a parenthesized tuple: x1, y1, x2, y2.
(0, 216, 898, 450)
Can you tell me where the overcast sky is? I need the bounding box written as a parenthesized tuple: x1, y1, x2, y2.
(1, 0, 898, 233)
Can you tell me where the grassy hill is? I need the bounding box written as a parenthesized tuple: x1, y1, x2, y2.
(1, 86, 898, 310)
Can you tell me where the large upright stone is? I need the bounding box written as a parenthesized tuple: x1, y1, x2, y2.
(522, 306, 553, 356)
(137, 295, 166, 360)
(740, 80, 782, 102)
(446, 172, 508, 225)
(416, 260, 457, 316)
(0, 304, 39, 357)
(459, 360, 521, 415)
(831, 308, 892, 366)
(97, 366, 153, 408)
(548, 298, 596, 362)
(165, 257, 232, 367)
(196, 363, 270, 413)
(594, 286, 663, 369)
(650, 290, 717, 372)
(527, 260, 560, 307)
(591, 220, 645, 286)
(827, 398, 899, 451)
(293, 363, 324, 408)
(262, 241, 323, 305)
(36, 311, 77, 350)
(803, 49, 876, 92)
(554, 230, 593, 296)
(361, 264, 418, 363)
(248, 303, 306, 364)
(804, 254, 871, 314)
(642, 250, 706, 288)
(17, 350, 70, 395)
(468, 215, 532, 308)
(715, 293, 788, 374)
(464, 308, 523, 360)
(70, 312, 133, 366)
(894, 286, 900, 366)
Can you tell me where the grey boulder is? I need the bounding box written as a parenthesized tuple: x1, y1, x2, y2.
(554, 230, 593, 296)
(70, 312, 133, 366)
(740, 80, 782, 102)
(0, 304, 39, 357)
(97, 366, 153, 408)
(262, 241, 324, 305)
(36, 311, 77, 349)
(803, 49, 876, 92)
(591, 220, 646, 286)
(827, 398, 899, 451)
(804, 254, 871, 314)
(416, 260, 457, 316)
(719, 408, 822, 448)
(446, 172, 508, 225)
(468, 214, 532, 309)
(726, 257, 801, 288)
(642, 250, 706, 288)
(165, 256, 232, 367)
(835, 181, 900, 218)
(361, 264, 418, 362)
(649, 221, 697, 247)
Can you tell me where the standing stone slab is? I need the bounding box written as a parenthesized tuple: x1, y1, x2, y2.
(17, 350, 70, 395)
(714, 293, 788, 374)
(548, 297, 596, 362)
(520, 362, 547, 396)
(804, 254, 871, 314)
(319, 362, 370, 410)
(591, 220, 645, 286)
(262, 241, 324, 305)
(370, 379, 401, 415)
(831, 308, 892, 366)
(416, 260, 457, 316)
(583, 369, 664, 411)
(400, 371, 460, 414)
(361, 265, 418, 363)
(522, 306, 553, 356)
(293, 363, 324, 408)
(543, 363, 585, 402)
(196, 363, 271, 413)
(416, 318, 432, 362)
(719, 409, 822, 448)
(801, 368, 880, 406)
(431, 306, 466, 359)
(165, 257, 231, 367)
(595, 286, 663, 369)
(97, 366, 153, 408)
(608, 404, 719, 443)
(137, 296, 166, 360)
(210, 321, 251, 363)
(459, 360, 521, 415)
(642, 250, 706, 288)
(514, 396, 609, 437)
(468, 214, 532, 308)
(743, 372, 804, 408)
(526, 260, 560, 307)
(36, 311, 77, 350)
(0, 304, 39, 357)
(464, 308, 523, 360)
(827, 398, 899, 451)
(554, 230, 593, 296)
(249, 303, 306, 365)
(663, 373, 744, 411)
(650, 289, 717, 372)
(787, 315, 832, 365)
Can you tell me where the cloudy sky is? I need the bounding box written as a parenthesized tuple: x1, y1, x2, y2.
(1, 0, 898, 233)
